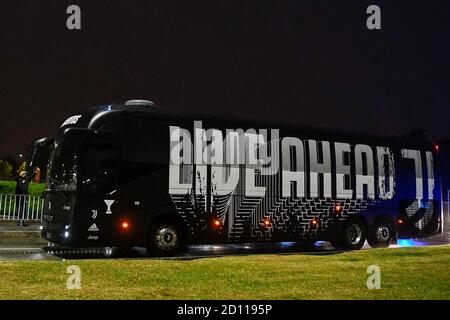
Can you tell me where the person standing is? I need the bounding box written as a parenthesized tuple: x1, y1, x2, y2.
(14, 167, 39, 226)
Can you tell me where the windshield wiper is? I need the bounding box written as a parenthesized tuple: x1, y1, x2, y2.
(45, 178, 74, 201)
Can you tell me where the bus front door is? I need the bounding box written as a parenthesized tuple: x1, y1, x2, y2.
(78, 140, 120, 246)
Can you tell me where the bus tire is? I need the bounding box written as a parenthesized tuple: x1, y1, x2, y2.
(333, 218, 367, 251)
(367, 220, 393, 248)
(147, 219, 184, 257)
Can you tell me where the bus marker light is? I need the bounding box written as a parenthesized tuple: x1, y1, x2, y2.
(334, 204, 343, 214)
(264, 219, 271, 226)
(212, 219, 221, 228)
(121, 221, 129, 230)
(434, 144, 440, 153)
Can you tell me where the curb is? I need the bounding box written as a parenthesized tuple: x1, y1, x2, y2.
(0, 230, 47, 245)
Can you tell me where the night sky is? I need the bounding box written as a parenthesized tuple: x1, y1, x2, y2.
(1, 0, 450, 158)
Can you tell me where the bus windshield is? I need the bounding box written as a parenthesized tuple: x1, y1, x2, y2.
(46, 142, 78, 192)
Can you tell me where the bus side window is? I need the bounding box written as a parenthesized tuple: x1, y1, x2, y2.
(121, 118, 169, 164)
(81, 145, 119, 194)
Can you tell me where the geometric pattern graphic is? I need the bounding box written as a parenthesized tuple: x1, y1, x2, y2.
(170, 164, 381, 241)
(170, 156, 439, 241)
(238, 197, 376, 241)
(224, 163, 379, 241)
(171, 188, 438, 241)
(404, 200, 435, 231)
(171, 190, 377, 242)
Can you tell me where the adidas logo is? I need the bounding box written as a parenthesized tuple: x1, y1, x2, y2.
(88, 223, 99, 232)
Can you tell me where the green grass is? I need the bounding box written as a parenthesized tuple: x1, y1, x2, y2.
(0, 246, 449, 299)
(0, 180, 45, 196)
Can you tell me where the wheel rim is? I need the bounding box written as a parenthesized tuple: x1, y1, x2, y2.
(376, 225, 390, 242)
(155, 225, 178, 251)
(347, 223, 362, 245)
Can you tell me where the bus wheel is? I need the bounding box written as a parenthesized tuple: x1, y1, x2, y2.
(367, 220, 393, 248)
(147, 220, 183, 257)
(333, 218, 367, 251)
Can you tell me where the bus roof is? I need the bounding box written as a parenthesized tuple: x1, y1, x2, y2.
(59, 101, 433, 150)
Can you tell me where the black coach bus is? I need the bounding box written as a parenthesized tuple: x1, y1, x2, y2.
(30, 99, 444, 256)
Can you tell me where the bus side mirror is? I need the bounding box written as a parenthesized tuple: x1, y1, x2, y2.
(27, 137, 54, 181)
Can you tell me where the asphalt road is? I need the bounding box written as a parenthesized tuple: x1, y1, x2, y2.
(0, 235, 449, 261)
